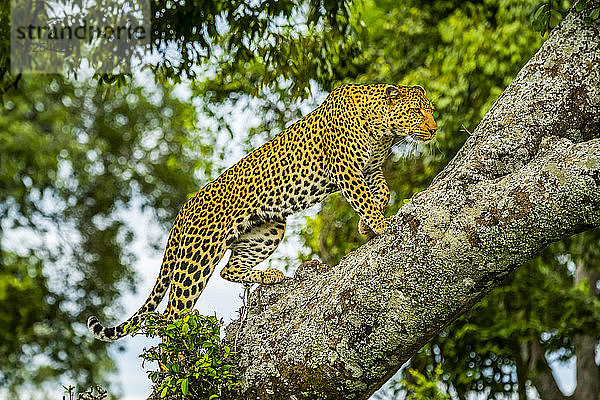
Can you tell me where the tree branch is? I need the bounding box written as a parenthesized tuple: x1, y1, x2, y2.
(219, 9, 600, 399)
(526, 340, 568, 400)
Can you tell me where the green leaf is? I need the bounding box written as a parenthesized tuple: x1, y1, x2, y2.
(533, 3, 548, 18)
(531, 17, 546, 34)
(549, 11, 562, 28)
(181, 378, 189, 395)
(576, 0, 588, 12)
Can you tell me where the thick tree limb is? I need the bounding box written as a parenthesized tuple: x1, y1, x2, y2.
(220, 9, 600, 399)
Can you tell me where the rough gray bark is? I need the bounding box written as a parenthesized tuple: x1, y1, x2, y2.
(220, 9, 600, 400)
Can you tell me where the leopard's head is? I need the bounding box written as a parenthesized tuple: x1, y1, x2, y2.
(386, 85, 437, 141)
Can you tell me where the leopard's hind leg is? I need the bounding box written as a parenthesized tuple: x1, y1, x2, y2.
(164, 232, 228, 320)
(220, 219, 286, 284)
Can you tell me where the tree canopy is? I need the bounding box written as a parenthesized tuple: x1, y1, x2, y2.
(0, 76, 199, 393)
(0, 0, 356, 98)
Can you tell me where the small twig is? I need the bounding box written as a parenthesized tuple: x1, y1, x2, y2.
(234, 283, 252, 352)
(77, 385, 107, 400)
(460, 124, 473, 136)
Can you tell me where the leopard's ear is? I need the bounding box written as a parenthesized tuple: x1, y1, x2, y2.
(385, 85, 401, 100)
(413, 85, 426, 95)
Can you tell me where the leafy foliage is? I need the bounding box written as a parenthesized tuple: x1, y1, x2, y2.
(575, 0, 600, 24)
(131, 311, 238, 399)
(400, 365, 451, 400)
(0, 0, 356, 99)
(530, 0, 570, 35)
(0, 76, 199, 394)
(530, 0, 599, 36)
(63, 384, 108, 400)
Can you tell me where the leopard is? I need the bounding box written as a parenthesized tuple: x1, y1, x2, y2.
(87, 83, 437, 341)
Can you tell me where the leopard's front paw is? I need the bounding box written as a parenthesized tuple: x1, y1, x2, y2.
(261, 268, 285, 284)
(371, 217, 390, 235)
(359, 216, 389, 235)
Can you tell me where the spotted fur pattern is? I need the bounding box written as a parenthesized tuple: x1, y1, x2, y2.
(87, 83, 437, 341)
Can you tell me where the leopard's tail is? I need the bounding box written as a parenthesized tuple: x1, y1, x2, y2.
(87, 222, 180, 342)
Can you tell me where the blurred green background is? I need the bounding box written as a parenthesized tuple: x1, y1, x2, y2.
(1, 0, 598, 398)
